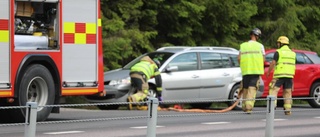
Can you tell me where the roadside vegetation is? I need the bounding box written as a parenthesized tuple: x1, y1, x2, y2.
(100, 0, 320, 70)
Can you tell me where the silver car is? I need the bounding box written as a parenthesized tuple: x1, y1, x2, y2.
(85, 46, 264, 110)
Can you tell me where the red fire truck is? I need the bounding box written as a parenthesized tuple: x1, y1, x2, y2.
(0, 0, 104, 122)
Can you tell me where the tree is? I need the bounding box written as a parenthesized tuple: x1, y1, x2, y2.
(100, 0, 320, 70)
(101, 0, 161, 70)
(153, 0, 206, 47)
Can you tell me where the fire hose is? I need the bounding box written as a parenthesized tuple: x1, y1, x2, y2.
(161, 89, 243, 113)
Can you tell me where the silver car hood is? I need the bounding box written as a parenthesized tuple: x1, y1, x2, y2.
(104, 68, 130, 81)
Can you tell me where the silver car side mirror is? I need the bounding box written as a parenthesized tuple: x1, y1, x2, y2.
(165, 66, 178, 72)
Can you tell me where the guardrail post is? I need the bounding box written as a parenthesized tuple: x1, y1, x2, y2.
(265, 95, 276, 137)
(146, 97, 159, 137)
(24, 102, 38, 137)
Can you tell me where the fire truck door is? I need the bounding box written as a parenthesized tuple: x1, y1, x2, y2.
(0, 0, 10, 89)
(62, 0, 99, 87)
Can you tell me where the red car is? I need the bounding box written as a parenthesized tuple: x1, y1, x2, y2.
(261, 49, 320, 108)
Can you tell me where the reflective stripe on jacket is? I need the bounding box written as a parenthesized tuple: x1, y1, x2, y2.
(274, 46, 296, 78)
(240, 41, 264, 75)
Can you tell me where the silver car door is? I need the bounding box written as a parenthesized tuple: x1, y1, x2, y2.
(161, 52, 201, 100)
(199, 52, 240, 99)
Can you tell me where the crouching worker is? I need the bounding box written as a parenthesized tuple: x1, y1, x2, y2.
(127, 55, 162, 110)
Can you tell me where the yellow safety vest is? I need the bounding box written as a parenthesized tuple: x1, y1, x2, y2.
(240, 41, 264, 75)
(274, 46, 296, 78)
(130, 61, 158, 80)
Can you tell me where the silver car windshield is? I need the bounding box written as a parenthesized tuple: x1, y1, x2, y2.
(123, 52, 174, 69)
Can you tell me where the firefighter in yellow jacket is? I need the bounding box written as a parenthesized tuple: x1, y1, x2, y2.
(267, 36, 296, 115)
(238, 28, 265, 113)
(127, 55, 162, 110)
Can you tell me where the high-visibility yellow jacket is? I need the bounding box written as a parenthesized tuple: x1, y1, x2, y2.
(131, 61, 159, 80)
(130, 56, 162, 92)
(240, 41, 264, 75)
(274, 45, 296, 78)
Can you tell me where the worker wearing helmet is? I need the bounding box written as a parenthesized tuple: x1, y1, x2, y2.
(127, 55, 162, 110)
(267, 36, 296, 115)
(238, 28, 265, 114)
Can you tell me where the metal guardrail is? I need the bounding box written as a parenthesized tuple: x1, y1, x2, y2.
(0, 96, 319, 137)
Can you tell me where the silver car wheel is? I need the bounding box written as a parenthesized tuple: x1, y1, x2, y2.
(233, 88, 242, 109)
(148, 88, 157, 98)
(228, 84, 242, 110)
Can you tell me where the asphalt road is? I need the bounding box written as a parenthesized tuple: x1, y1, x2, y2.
(1, 105, 320, 137)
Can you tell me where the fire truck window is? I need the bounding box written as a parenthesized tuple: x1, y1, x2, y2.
(14, 1, 59, 50)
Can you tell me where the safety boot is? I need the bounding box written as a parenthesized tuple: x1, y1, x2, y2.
(284, 108, 291, 115)
(135, 97, 148, 110)
(244, 109, 252, 114)
(243, 104, 252, 114)
(127, 96, 133, 110)
(136, 105, 148, 110)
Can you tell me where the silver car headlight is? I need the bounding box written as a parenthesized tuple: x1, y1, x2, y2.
(109, 77, 131, 86)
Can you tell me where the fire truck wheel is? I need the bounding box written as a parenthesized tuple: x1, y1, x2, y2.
(228, 84, 242, 110)
(16, 64, 55, 122)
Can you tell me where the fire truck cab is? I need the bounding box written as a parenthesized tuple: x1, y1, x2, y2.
(0, 0, 104, 122)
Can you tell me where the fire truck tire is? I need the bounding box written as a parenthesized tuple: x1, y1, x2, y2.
(228, 84, 242, 110)
(15, 64, 55, 122)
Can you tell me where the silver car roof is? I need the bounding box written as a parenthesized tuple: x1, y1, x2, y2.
(156, 46, 239, 54)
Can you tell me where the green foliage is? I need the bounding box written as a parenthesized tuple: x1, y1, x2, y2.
(101, 0, 160, 70)
(155, 0, 206, 46)
(100, 0, 320, 70)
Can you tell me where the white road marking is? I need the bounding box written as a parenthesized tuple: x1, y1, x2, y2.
(314, 117, 320, 119)
(262, 119, 286, 121)
(44, 131, 84, 135)
(201, 122, 230, 125)
(130, 126, 164, 129)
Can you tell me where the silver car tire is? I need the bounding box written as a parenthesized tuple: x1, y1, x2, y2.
(148, 87, 157, 98)
(228, 84, 242, 110)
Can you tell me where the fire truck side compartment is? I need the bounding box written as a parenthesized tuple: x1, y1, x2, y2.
(14, 1, 58, 50)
